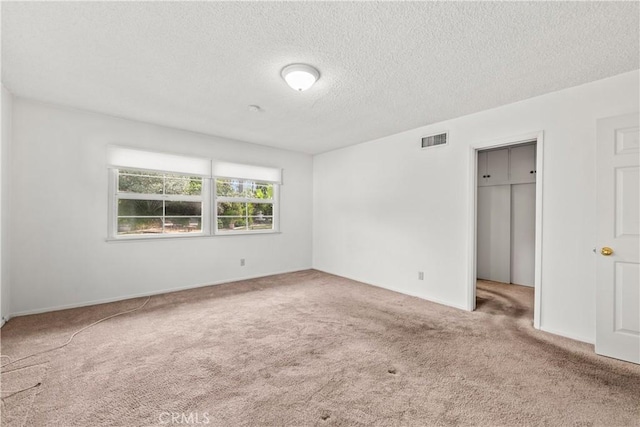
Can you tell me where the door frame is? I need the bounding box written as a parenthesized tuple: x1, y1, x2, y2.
(466, 131, 544, 329)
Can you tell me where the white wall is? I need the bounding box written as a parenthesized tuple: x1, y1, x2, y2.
(9, 99, 313, 315)
(1, 85, 12, 324)
(313, 70, 639, 343)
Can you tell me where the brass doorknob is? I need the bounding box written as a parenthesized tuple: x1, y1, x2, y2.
(601, 247, 614, 256)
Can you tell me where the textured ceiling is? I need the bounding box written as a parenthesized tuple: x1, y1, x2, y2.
(2, 2, 638, 154)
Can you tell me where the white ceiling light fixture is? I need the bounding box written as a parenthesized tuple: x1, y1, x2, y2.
(281, 63, 320, 92)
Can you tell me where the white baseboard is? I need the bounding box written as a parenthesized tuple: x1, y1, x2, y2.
(312, 268, 468, 311)
(539, 325, 594, 345)
(9, 268, 311, 318)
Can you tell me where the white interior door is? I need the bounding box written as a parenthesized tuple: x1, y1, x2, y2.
(596, 113, 640, 364)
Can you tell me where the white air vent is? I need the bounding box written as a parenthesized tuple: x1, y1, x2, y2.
(421, 132, 448, 148)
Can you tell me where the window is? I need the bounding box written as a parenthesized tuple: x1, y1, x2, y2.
(116, 169, 204, 236)
(107, 146, 281, 240)
(215, 179, 276, 233)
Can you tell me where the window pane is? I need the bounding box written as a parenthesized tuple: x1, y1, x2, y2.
(164, 217, 202, 233)
(217, 202, 247, 216)
(253, 182, 274, 200)
(216, 179, 273, 199)
(216, 179, 242, 197)
(117, 218, 163, 235)
(249, 216, 273, 230)
(165, 176, 202, 196)
(217, 216, 248, 232)
(165, 201, 202, 216)
(118, 171, 163, 194)
(248, 202, 273, 216)
(118, 199, 163, 216)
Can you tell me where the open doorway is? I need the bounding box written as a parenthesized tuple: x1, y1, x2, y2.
(467, 132, 543, 328)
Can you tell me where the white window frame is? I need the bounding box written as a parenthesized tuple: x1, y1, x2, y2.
(107, 146, 282, 240)
(213, 178, 280, 235)
(108, 168, 211, 240)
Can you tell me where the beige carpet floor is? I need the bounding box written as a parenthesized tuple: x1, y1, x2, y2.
(1, 270, 639, 426)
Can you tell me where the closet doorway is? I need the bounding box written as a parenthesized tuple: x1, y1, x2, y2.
(467, 132, 544, 328)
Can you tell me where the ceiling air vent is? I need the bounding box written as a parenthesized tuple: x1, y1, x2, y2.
(421, 132, 448, 149)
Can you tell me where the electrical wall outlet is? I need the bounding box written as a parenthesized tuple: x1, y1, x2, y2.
(418, 271, 424, 280)
(240, 258, 246, 267)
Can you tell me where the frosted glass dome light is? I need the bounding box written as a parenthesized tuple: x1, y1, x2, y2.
(281, 64, 320, 92)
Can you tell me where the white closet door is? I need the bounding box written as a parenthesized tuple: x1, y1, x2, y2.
(477, 185, 511, 283)
(510, 144, 536, 183)
(477, 151, 488, 184)
(511, 183, 536, 286)
(486, 149, 509, 185)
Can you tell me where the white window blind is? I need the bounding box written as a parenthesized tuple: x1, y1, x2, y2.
(107, 146, 212, 177)
(212, 161, 282, 184)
